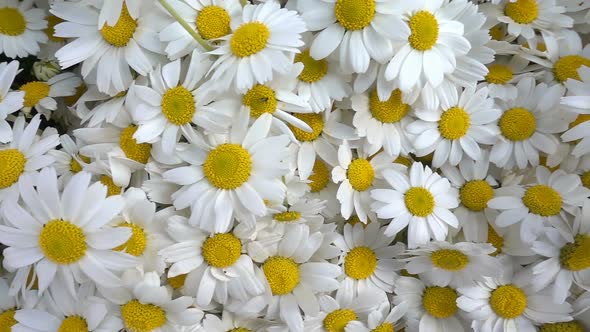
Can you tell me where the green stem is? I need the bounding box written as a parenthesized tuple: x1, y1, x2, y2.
(158, 0, 214, 51)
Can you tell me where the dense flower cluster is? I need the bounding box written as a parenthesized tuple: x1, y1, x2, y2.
(0, 0, 589, 331)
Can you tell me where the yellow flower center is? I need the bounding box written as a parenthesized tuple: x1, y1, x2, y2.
(196, 6, 231, 40)
(344, 246, 377, 280)
(581, 171, 590, 189)
(273, 211, 302, 222)
(504, 0, 539, 24)
(119, 126, 152, 164)
(202, 233, 242, 268)
(540, 321, 585, 332)
(485, 64, 513, 84)
(20, 81, 50, 108)
(372, 323, 395, 332)
(0, 309, 17, 332)
(404, 187, 435, 217)
(430, 249, 469, 271)
(0, 7, 25, 36)
(560, 234, 590, 271)
(121, 300, 167, 332)
(323, 309, 357, 332)
(242, 84, 277, 118)
(422, 286, 458, 319)
(114, 223, 147, 257)
(309, 159, 330, 192)
(289, 113, 324, 141)
(369, 89, 409, 124)
(203, 144, 252, 190)
(487, 224, 504, 256)
(0, 149, 25, 189)
(394, 155, 412, 167)
(100, 5, 137, 47)
(347, 159, 375, 191)
(39, 220, 87, 265)
(460, 180, 494, 212)
(262, 256, 300, 295)
(522, 184, 562, 216)
(58, 316, 88, 332)
(167, 273, 187, 289)
(334, 0, 375, 31)
(490, 285, 527, 319)
(408, 11, 439, 51)
(100, 175, 122, 196)
(228, 328, 252, 332)
(499, 107, 536, 141)
(438, 106, 471, 140)
(69, 155, 91, 174)
(347, 215, 369, 227)
(553, 55, 590, 83)
(230, 22, 269, 57)
(489, 24, 505, 41)
(161, 86, 195, 125)
(295, 49, 329, 83)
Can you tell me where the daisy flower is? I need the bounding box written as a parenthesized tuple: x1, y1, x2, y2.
(18, 72, 82, 118)
(0, 168, 137, 293)
(162, 112, 290, 232)
(479, 54, 539, 100)
(47, 134, 92, 189)
(52, 1, 163, 95)
(371, 162, 459, 248)
(208, 1, 306, 92)
(561, 66, 590, 157)
(297, 0, 397, 74)
(159, 0, 241, 59)
(487, 166, 590, 243)
(0, 0, 47, 58)
(0, 278, 40, 331)
(0, 114, 59, 202)
(407, 86, 501, 167)
(332, 141, 396, 223)
(98, 0, 142, 28)
(384, 0, 472, 92)
(75, 86, 132, 128)
(351, 88, 414, 158)
(200, 310, 268, 332)
(158, 215, 265, 307)
(403, 241, 502, 288)
(457, 256, 574, 331)
(393, 276, 466, 332)
(489, 77, 567, 169)
(130, 52, 237, 154)
(345, 301, 407, 332)
(0, 60, 24, 143)
(334, 222, 405, 299)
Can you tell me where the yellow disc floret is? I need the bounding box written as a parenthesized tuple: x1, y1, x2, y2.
(230, 22, 269, 57)
(119, 126, 152, 164)
(161, 86, 195, 125)
(344, 246, 377, 280)
(100, 175, 122, 196)
(242, 84, 277, 118)
(289, 113, 324, 141)
(309, 159, 330, 192)
(0, 309, 17, 332)
(167, 273, 187, 289)
(581, 171, 590, 189)
(114, 223, 147, 257)
(489, 24, 505, 41)
(121, 299, 167, 332)
(404, 187, 435, 217)
(487, 224, 504, 256)
(540, 321, 585, 332)
(431, 249, 469, 271)
(202, 233, 242, 268)
(504, 0, 539, 24)
(0, 7, 26, 36)
(262, 256, 300, 295)
(490, 285, 527, 319)
(196, 6, 231, 40)
(20, 81, 50, 108)
(460, 180, 494, 212)
(295, 49, 329, 83)
(499, 107, 536, 141)
(422, 286, 458, 319)
(274, 211, 302, 222)
(69, 155, 91, 174)
(560, 234, 590, 271)
(100, 5, 137, 47)
(323, 309, 357, 332)
(438, 106, 470, 140)
(408, 11, 439, 51)
(369, 89, 409, 124)
(553, 55, 590, 83)
(228, 328, 252, 332)
(372, 323, 395, 332)
(0, 149, 26, 189)
(334, 0, 375, 31)
(58, 316, 88, 332)
(485, 64, 513, 84)
(39, 219, 87, 265)
(347, 159, 375, 191)
(203, 144, 252, 190)
(522, 184, 562, 216)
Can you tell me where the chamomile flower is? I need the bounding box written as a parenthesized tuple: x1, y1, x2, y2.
(46, 134, 92, 189)
(0, 0, 47, 58)
(18, 72, 82, 118)
(75, 86, 132, 128)
(345, 301, 407, 332)
(490, 77, 567, 169)
(371, 162, 459, 248)
(0, 278, 40, 331)
(200, 310, 268, 332)
(208, 1, 306, 92)
(98, 0, 142, 28)
(561, 66, 590, 157)
(488, 166, 590, 243)
(407, 86, 501, 167)
(479, 54, 538, 100)
(0, 60, 24, 143)
(0, 168, 137, 293)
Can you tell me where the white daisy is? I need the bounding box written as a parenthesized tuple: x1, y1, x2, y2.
(0, 0, 47, 58)
(200, 310, 268, 332)
(478, 54, 539, 100)
(0, 278, 40, 331)
(345, 301, 407, 332)
(371, 162, 459, 248)
(561, 66, 590, 157)
(0, 60, 24, 143)
(75, 86, 132, 128)
(47, 134, 92, 189)
(98, 0, 142, 28)
(18, 72, 82, 118)
(208, 1, 306, 92)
